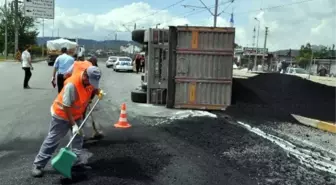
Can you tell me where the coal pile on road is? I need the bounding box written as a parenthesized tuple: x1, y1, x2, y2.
(231, 73, 336, 122)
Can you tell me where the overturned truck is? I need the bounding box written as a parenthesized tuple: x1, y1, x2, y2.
(131, 26, 235, 110)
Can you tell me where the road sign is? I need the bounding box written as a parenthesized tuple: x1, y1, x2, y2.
(24, 0, 54, 19)
(243, 47, 268, 55)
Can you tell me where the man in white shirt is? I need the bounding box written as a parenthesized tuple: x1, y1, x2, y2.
(51, 47, 75, 93)
(21, 45, 33, 89)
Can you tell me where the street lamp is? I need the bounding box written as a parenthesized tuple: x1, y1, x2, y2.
(155, 23, 161, 28)
(254, 17, 260, 71)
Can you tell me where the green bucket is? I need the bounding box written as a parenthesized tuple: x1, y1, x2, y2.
(51, 147, 77, 179)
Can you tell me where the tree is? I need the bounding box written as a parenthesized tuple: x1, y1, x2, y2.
(296, 43, 336, 67)
(0, 2, 38, 55)
(296, 43, 312, 67)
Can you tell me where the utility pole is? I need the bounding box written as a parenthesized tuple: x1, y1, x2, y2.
(214, 0, 219, 27)
(115, 33, 117, 40)
(14, 0, 18, 55)
(254, 18, 260, 71)
(52, 19, 54, 38)
(183, 0, 234, 28)
(133, 23, 136, 54)
(4, 0, 8, 59)
(251, 26, 256, 63)
(42, 19, 44, 57)
(262, 27, 268, 69)
(308, 50, 314, 79)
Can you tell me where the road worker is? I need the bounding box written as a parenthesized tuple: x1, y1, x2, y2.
(31, 66, 103, 178)
(64, 56, 104, 141)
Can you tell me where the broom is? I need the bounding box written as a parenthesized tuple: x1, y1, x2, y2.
(51, 98, 101, 179)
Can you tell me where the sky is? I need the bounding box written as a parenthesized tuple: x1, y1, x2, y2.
(2, 0, 336, 51)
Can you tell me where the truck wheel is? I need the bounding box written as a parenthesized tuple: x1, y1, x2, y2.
(131, 89, 146, 103)
(132, 29, 145, 44)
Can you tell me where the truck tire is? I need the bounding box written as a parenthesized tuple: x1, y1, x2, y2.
(132, 29, 146, 44)
(131, 89, 146, 103)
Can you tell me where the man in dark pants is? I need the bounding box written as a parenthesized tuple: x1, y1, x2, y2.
(135, 55, 141, 73)
(21, 45, 33, 89)
(51, 47, 75, 93)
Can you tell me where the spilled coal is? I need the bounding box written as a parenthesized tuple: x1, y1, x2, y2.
(230, 73, 335, 122)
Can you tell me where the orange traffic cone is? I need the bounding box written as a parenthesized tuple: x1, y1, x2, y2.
(114, 103, 131, 128)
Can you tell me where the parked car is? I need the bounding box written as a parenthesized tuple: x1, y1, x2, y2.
(285, 67, 310, 79)
(113, 57, 133, 72)
(106, 56, 118, 68)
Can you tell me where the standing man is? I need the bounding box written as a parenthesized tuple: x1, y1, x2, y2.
(140, 55, 145, 73)
(21, 45, 33, 89)
(31, 66, 103, 178)
(51, 47, 75, 93)
(135, 55, 141, 74)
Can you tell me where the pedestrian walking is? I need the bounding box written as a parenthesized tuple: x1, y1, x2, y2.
(21, 45, 33, 89)
(135, 55, 141, 73)
(51, 47, 75, 93)
(31, 66, 103, 178)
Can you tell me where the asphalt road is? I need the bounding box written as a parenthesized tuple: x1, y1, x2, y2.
(0, 60, 334, 185)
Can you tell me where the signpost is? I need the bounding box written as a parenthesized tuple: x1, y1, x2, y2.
(24, 0, 54, 57)
(24, 0, 55, 19)
(243, 47, 268, 56)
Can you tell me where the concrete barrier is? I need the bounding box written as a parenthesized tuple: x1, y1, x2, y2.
(292, 114, 336, 134)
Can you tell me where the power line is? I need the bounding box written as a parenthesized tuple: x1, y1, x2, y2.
(123, 0, 186, 25)
(152, 0, 233, 27)
(235, 0, 320, 15)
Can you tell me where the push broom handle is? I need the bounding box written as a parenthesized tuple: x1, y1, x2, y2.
(66, 98, 100, 148)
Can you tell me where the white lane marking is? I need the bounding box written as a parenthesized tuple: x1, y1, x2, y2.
(236, 121, 336, 175)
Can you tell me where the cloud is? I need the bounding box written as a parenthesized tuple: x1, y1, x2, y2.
(40, 2, 191, 41)
(236, 0, 336, 50)
(2, 0, 335, 51)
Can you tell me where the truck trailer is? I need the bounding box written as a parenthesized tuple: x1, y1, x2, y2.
(46, 38, 85, 66)
(131, 26, 235, 111)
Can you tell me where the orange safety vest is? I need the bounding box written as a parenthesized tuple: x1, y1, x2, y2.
(52, 72, 94, 121)
(73, 61, 92, 75)
(64, 61, 92, 83)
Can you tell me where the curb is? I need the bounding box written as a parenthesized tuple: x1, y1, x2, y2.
(291, 114, 336, 134)
(0, 58, 46, 63)
(32, 58, 47, 63)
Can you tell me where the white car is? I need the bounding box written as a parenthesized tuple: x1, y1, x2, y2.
(113, 57, 133, 72)
(106, 56, 118, 68)
(285, 67, 310, 79)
